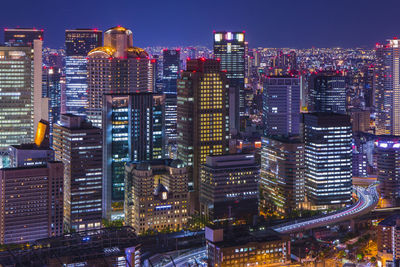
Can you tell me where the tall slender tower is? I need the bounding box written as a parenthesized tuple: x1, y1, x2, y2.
(213, 31, 245, 131)
(162, 49, 180, 154)
(374, 43, 391, 135)
(177, 58, 230, 211)
(375, 39, 400, 135)
(65, 29, 103, 115)
(87, 26, 154, 128)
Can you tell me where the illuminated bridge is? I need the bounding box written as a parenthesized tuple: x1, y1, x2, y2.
(273, 184, 379, 234)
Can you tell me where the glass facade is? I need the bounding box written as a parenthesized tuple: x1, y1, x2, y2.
(42, 67, 62, 144)
(65, 29, 103, 115)
(309, 72, 346, 114)
(214, 31, 245, 122)
(65, 56, 88, 115)
(304, 113, 353, 208)
(263, 76, 300, 136)
(103, 93, 164, 219)
(0, 46, 34, 150)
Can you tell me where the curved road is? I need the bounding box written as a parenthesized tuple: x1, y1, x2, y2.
(273, 184, 379, 234)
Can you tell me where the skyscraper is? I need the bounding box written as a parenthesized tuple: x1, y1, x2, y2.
(263, 76, 301, 136)
(260, 136, 305, 215)
(53, 114, 102, 231)
(42, 66, 62, 144)
(304, 113, 353, 209)
(162, 49, 180, 94)
(162, 49, 180, 154)
(0, 40, 43, 151)
(177, 58, 230, 211)
(103, 93, 164, 219)
(213, 31, 245, 130)
(309, 72, 347, 114)
(65, 29, 102, 115)
(4, 28, 43, 46)
(375, 39, 400, 135)
(87, 26, 154, 128)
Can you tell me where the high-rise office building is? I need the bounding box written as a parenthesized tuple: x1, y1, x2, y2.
(375, 39, 400, 135)
(199, 154, 259, 222)
(162, 49, 180, 153)
(124, 159, 188, 234)
(153, 55, 164, 94)
(213, 31, 245, 130)
(65, 29, 103, 115)
(260, 136, 305, 215)
(375, 43, 391, 135)
(53, 114, 102, 231)
(309, 72, 347, 114)
(177, 58, 230, 211)
(304, 113, 353, 209)
(164, 94, 178, 155)
(0, 40, 43, 151)
(263, 76, 301, 136)
(103, 93, 164, 219)
(162, 49, 180, 94)
(0, 161, 63, 244)
(375, 136, 400, 207)
(87, 26, 154, 128)
(42, 66, 62, 143)
(4, 28, 43, 46)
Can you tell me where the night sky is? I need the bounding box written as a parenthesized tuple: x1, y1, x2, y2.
(1, 0, 399, 49)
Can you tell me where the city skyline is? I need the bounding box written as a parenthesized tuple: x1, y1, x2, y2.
(2, 0, 400, 49)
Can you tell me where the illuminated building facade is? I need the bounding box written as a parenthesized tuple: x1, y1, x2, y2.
(375, 39, 400, 135)
(124, 160, 188, 234)
(263, 76, 300, 136)
(199, 154, 259, 223)
(260, 136, 304, 215)
(162, 49, 180, 94)
(162, 49, 180, 153)
(4, 28, 43, 46)
(304, 113, 353, 209)
(177, 58, 230, 211)
(53, 114, 102, 231)
(87, 26, 154, 128)
(377, 214, 400, 263)
(0, 161, 63, 244)
(42, 66, 62, 143)
(0, 41, 42, 151)
(205, 226, 291, 267)
(103, 93, 164, 219)
(213, 31, 245, 129)
(309, 72, 347, 114)
(65, 29, 102, 115)
(375, 137, 400, 207)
